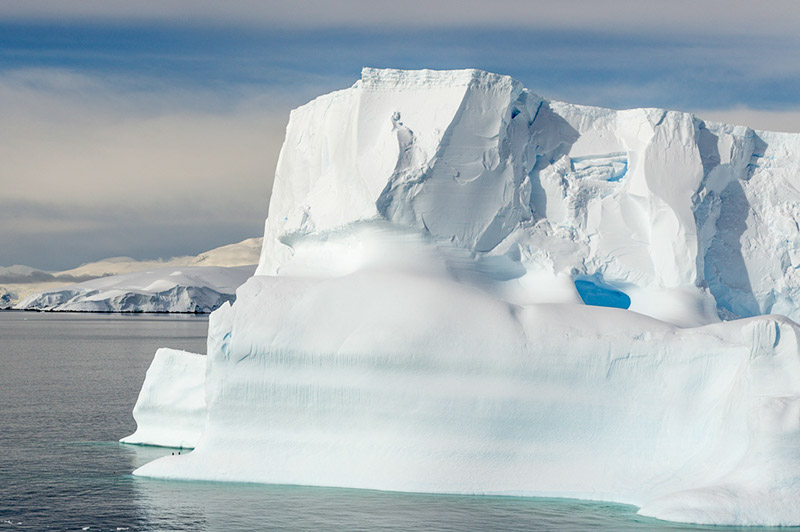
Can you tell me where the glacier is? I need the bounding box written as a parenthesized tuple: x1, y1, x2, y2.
(125, 68, 800, 526)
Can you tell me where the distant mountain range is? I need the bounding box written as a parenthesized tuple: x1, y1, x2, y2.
(1, 237, 261, 312)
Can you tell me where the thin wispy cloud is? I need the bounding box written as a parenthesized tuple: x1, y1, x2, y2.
(0, 270, 99, 284)
(2, 0, 800, 37)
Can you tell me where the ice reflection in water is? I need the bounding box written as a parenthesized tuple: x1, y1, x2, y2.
(127, 446, 753, 532)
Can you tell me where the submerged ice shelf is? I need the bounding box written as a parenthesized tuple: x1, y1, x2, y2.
(124, 68, 800, 526)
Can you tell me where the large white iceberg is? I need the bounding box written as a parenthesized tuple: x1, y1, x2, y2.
(127, 68, 800, 526)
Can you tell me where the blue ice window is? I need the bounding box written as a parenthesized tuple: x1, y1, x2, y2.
(574, 280, 630, 309)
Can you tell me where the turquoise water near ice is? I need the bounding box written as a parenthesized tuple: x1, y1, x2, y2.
(1, 311, 796, 531)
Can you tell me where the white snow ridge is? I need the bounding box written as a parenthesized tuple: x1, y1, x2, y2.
(125, 68, 800, 526)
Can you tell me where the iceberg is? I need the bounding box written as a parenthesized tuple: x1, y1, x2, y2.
(127, 68, 800, 526)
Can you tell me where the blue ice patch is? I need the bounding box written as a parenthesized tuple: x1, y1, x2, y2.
(574, 280, 630, 309)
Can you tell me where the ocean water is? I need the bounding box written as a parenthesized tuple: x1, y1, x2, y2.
(0, 311, 795, 531)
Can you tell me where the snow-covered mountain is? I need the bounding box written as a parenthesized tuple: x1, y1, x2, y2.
(59, 236, 263, 278)
(7, 237, 261, 312)
(17, 265, 255, 313)
(0, 264, 87, 308)
(126, 69, 800, 526)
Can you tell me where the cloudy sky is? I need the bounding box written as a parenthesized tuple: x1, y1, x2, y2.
(2, 1, 800, 270)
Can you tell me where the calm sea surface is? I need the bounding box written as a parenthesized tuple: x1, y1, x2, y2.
(0, 311, 795, 531)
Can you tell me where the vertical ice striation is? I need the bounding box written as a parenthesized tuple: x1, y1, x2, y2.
(129, 69, 800, 526)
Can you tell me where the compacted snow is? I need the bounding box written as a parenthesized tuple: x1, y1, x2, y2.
(124, 68, 800, 526)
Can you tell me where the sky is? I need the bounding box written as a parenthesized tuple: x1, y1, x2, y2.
(2, 1, 800, 270)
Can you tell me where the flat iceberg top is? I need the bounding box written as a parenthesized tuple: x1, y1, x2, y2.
(358, 67, 521, 91)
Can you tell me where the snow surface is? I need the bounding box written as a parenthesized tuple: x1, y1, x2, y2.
(128, 68, 800, 526)
(121, 348, 206, 448)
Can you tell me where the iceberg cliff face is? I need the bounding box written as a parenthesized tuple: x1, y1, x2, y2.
(260, 68, 800, 326)
(129, 69, 800, 526)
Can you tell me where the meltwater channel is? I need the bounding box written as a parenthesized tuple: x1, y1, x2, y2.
(1, 311, 795, 531)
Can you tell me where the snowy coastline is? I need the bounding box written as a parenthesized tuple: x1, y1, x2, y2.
(3, 238, 261, 313)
